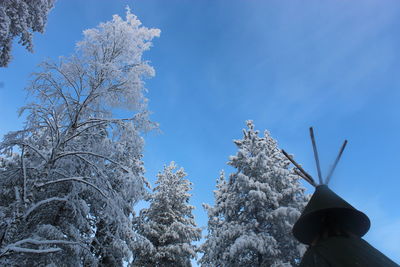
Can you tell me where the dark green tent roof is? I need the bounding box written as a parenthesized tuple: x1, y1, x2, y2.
(285, 129, 398, 266)
(293, 185, 399, 267)
(299, 236, 399, 267)
(293, 185, 370, 245)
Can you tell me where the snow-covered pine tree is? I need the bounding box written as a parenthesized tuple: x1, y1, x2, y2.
(0, 8, 159, 266)
(199, 121, 307, 267)
(0, 0, 55, 67)
(132, 162, 202, 267)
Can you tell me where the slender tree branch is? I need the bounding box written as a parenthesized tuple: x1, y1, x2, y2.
(4, 247, 61, 254)
(74, 155, 108, 181)
(62, 117, 134, 145)
(36, 177, 107, 198)
(37, 74, 73, 119)
(21, 146, 28, 205)
(54, 151, 129, 173)
(0, 238, 81, 257)
(11, 238, 79, 247)
(54, 65, 81, 98)
(62, 122, 109, 145)
(24, 197, 68, 219)
(7, 142, 47, 161)
(76, 117, 133, 129)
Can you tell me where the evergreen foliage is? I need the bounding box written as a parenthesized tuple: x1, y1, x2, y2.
(0, 0, 55, 67)
(199, 121, 308, 267)
(132, 162, 202, 267)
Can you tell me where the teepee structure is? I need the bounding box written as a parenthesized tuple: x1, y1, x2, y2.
(282, 128, 399, 267)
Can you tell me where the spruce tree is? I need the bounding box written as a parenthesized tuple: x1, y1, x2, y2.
(133, 162, 201, 267)
(200, 121, 307, 267)
(0, 0, 56, 67)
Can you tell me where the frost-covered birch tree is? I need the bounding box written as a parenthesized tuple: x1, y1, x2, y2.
(0, 0, 55, 67)
(0, 8, 159, 266)
(132, 162, 202, 267)
(199, 121, 307, 267)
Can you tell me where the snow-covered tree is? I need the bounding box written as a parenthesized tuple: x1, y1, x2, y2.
(0, 0, 55, 67)
(199, 121, 308, 267)
(132, 162, 202, 267)
(0, 8, 159, 266)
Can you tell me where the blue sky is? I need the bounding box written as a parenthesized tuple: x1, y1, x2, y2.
(1, 0, 400, 263)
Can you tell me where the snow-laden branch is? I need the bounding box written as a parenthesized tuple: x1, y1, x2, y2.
(11, 238, 78, 247)
(0, 238, 80, 257)
(76, 117, 134, 128)
(4, 247, 61, 254)
(6, 142, 47, 161)
(35, 70, 75, 107)
(35, 177, 107, 198)
(74, 155, 108, 181)
(54, 151, 129, 173)
(62, 121, 111, 145)
(62, 117, 134, 145)
(24, 197, 68, 219)
(21, 146, 28, 205)
(54, 64, 81, 98)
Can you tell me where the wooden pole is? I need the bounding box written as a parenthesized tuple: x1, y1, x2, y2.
(310, 127, 323, 185)
(325, 140, 348, 185)
(282, 149, 317, 187)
